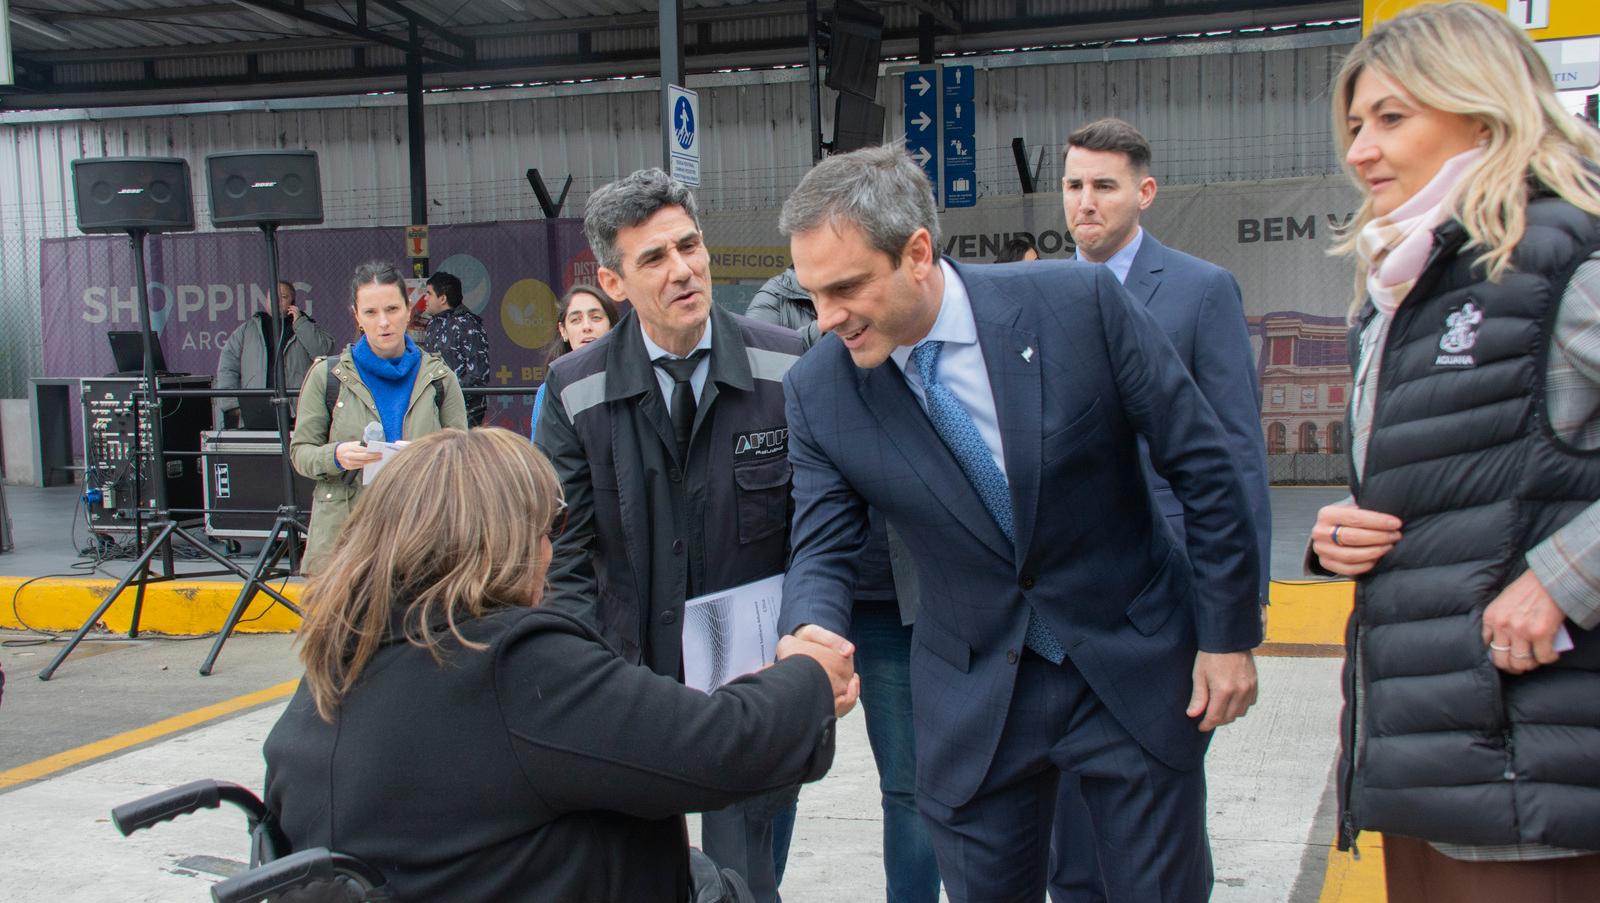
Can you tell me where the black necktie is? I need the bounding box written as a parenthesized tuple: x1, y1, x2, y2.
(654, 349, 708, 460)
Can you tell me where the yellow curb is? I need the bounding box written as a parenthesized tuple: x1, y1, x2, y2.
(1, 576, 302, 635)
(1318, 838, 1387, 903)
(0, 574, 1352, 640)
(1266, 580, 1353, 647)
(0, 679, 300, 791)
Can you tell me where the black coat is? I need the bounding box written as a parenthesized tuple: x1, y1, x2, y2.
(534, 306, 805, 676)
(263, 607, 837, 902)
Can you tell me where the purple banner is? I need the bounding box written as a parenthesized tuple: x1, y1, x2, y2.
(41, 219, 590, 439)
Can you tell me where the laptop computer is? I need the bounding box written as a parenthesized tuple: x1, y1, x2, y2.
(107, 330, 173, 375)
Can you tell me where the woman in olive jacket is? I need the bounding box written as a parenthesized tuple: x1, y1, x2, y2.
(291, 261, 467, 573)
(264, 428, 856, 902)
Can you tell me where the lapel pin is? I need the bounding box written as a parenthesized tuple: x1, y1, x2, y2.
(1020, 346, 1035, 363)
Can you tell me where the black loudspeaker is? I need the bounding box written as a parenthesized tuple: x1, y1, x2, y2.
(206, 151, 324, 227)
(825, 0, 884, 100)
(833, 93, 886, 153)
(71, 157, 196, 234)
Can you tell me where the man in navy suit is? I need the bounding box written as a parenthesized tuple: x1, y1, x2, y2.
(777, 144, 1263, 902)
(1049, 119, 1272, 902)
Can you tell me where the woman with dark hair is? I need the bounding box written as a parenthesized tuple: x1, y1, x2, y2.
(992, 235, 1039, 263)
(530, 284, 619, 434)
(291, 260, 469, 573)
(1309, 3, 1600, 898)
(265, 428, 855, 902)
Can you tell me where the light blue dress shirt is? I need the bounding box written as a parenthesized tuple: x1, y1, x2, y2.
(639, 315, 714, 416)
(1076, 226, 1144, 285)
(890, 260, 1008, 480)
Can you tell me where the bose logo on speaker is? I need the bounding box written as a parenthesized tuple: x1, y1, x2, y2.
(251, 181, 278, 189)
(116, 188, 144, 195)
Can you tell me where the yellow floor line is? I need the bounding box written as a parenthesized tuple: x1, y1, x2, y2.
(1318, 838, 1387, 903)
(0, 679, 299, 791)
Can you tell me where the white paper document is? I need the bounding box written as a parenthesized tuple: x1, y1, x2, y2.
(682, 573, 784, 692)
(361, 440, 409, 485)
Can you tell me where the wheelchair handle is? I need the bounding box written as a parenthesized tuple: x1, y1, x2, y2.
(210, 848, 387, 903)
(111, 780, 267, 836)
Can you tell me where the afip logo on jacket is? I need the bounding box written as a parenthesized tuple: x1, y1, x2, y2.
(734, 427, 788, 461)
(1436, 301, 1483, 367)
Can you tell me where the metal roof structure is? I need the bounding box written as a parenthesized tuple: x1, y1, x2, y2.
(4, 0, 1358, 110)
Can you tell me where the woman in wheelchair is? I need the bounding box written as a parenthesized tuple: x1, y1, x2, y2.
(262, 428, 857, 901)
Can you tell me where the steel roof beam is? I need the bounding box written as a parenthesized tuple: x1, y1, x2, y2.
(227, 1, 471, 65)
(902, 0, 961, 33)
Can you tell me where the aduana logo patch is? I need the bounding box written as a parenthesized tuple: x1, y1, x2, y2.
(733, 427, 788, 462)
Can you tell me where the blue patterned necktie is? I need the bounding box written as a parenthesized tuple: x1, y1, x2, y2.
(911, 340, 1066, 664)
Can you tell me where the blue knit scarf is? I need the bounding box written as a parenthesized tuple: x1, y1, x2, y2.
(351, 335, 422, 442)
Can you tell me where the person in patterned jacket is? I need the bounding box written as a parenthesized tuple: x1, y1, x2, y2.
(420, 270, 491, 426)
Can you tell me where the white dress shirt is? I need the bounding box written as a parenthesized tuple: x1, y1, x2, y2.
(640, 315, 714, 416)
(890, 259, 1008, 480)
(1076, 226, 1144, 285)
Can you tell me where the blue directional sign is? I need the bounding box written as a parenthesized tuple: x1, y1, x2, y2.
(942, 65, 975, 208)
(902, 68, 939, 198)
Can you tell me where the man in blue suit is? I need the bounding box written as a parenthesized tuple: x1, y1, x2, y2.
(777, 144, 1263, 902)
(1050, 119, 1272, 902)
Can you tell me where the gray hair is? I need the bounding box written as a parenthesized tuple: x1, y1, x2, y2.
(584, 168, 701, 273)
(349, 260, 405, 307)
(779, 143, 941, 266)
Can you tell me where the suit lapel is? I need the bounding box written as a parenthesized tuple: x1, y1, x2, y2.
(857, 363, 1013, 561)
(1124, 233, 1165, 306)
(958, 261, 1042, 561)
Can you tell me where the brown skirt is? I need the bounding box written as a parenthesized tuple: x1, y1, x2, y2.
(1384, 834, 1600, 903)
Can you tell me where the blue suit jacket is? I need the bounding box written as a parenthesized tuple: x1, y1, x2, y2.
(1125, 233, 1272, 601)
(780, 259, 1262, 808)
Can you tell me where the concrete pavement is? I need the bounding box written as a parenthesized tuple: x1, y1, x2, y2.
(0, 485, 1377, 900)
(0, 654, 1347, 902)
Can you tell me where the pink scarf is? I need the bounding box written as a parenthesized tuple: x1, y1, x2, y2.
(1356, 146, 1485, 316)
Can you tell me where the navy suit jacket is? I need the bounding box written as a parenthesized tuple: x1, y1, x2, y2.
(1125, 233, 1272, 601)
(780, 259, 1262, 808)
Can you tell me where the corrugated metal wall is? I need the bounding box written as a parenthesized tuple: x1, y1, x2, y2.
(0, 31, 1352, 397)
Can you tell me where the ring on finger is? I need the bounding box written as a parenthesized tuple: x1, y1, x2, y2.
(1332, 525, 1344, 546)
(1489, 642, 1512, 652)
(1512, 651, 1535, 660)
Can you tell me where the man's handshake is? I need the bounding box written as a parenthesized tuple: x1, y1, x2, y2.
(777, 624, 860, 718)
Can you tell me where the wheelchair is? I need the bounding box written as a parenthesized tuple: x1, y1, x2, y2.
(112, 779, 387, 903)
(113, 779, 754, 903)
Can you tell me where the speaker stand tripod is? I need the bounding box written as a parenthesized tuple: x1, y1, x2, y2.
(199, 223, 310, 676)
(38, 228, 302, 682)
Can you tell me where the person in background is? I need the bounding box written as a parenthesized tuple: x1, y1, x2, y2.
(534, 169, 808, 903)
(992, 236, 1039, 263)
(747, 266, 942, 903)
(745, 265, 820, 347)
(292, 261, 467, 574)
(1309, 5, 1600, 900)
(420, 270, 491, 426)
(216, 279, 335, 427)
(1052, 116, 1272, 901)
(529, 285, 619, 434)
(266, 427, 857, 903)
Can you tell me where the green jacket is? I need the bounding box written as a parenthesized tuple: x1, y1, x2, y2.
(291, 346, 468, 573)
